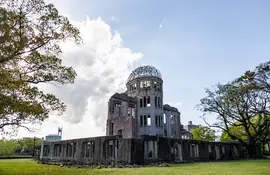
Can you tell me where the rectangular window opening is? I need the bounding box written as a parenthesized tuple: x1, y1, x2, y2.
(130, 83, 136, 90)
(53, 144, 61, 157)
(140, 81, 145, 88)
(140, 81, 150, 88)
(91, 142, 95, 154)
(110, 122, 114, 135)
(108, 145, 113, 157)
(147, 96, 151, 107)
(144, 115, 147, 126)
(143, 96, 146, 107)
(140, 116, 143, 126)
(171, 115, 174, 124)
(147, 115, 151, 126)
(164, 114, 166, 124)
(115, 102, 121, 116)
(131, 108, 135, 118)
(127, 107, 131, 116)
(208, 145, 212, 153)
(86, 142, 90, 158)
(111, 104, 114, 114)
(118, 129, 123, 136)
(140, 97, 143, 107)
(154, 81, 161, 90)
(43, 145, 50, 157)
(146, 81, 150, 88)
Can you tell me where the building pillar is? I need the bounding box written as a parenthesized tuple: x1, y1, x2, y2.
(40, 139, 44, 159)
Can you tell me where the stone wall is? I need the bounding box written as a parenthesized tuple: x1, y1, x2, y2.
(106, 93, 137, 138)
(40, 135, 262, 165)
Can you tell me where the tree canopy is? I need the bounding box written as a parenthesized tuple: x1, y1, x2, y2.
(220, 119, 270, 146)
(190, 125, 215, 142)
(0, 0, 81, 134)
(198, 61, 270, 158)
(0, 137, 42, 156)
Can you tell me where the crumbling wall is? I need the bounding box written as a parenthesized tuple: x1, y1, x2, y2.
(41, 135, 122, 165)
(163, 105, 181, 138)
(106, 93, 137, 138)
(40, 135, 262, 165)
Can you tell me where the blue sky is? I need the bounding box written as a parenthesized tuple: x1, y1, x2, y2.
(17, 0, 270, 139)
(56, 0, 269, 125)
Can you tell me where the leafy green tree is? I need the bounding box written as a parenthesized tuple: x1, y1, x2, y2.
(220, 119, 270, 152)
(220, 123, 248, 142)
(20, 137, 42, 150)
(0, 139, 21, 156)
(0, 137, 43, 156)
(198, 61, 270, 158)
(0, 0, 82, 134)
(190, 125, 215, 142)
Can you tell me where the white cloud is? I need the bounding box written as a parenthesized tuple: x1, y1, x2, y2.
(17, 16, 143, 139)
(159, 18, 166, 28)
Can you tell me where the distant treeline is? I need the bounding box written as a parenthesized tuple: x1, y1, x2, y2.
(0, 137, 42, 157)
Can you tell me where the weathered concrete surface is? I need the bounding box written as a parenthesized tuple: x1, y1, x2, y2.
(40, 135, 262, 165)
(106, 93, 137, 138)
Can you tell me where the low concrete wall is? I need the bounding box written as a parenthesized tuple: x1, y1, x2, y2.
(40, 135, 262, 165)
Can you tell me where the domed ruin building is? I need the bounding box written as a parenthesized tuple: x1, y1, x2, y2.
(40, 65, 262, 165)
(106, 65, 182, 138)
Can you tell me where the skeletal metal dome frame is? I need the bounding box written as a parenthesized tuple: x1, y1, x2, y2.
(127, 65, 162, 82)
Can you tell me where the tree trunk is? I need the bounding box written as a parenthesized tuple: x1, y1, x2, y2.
(246, 144, 257, 159)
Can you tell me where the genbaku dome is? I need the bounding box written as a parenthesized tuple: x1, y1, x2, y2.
(40, 66, 262, 165)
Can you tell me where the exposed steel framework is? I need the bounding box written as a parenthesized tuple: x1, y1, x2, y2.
(127, 65, 162, 82)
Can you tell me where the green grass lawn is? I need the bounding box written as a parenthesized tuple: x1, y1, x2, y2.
(0, 159, 269, 175)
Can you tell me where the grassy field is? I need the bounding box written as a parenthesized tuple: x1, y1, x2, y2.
(0, 159, 269, 175)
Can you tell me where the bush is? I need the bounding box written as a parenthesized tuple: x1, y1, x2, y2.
(262, 150, 270, 156)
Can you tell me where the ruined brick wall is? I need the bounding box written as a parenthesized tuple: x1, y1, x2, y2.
(106, 94, 137, 138)
(40, 135, 262, 165)
(163, 106, 181, 138)
(108, 117, 134, 138)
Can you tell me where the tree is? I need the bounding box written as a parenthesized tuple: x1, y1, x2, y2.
(0, 139, 21, 156)
(0, 137, 42, 156)
(220, 119, 270, 152)
(237, 61, 270, 93)
(0, 0, 82, 134)
(220, 123, 250, 142)
(190, 125, 215, 142)
(198, 61, 270, 158)
(20, 137, 41, 149)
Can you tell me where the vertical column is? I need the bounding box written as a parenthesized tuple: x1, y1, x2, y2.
(115, 140, 118, 165)
(113, 140, 115, 159)
(190, 144, 193, 158)
(155, 141, 158, 159)
(40, 139, 44, 159)
(74, 141, 82, 160)
(152, 141, 156, 159)
(179, 144, 183, 161)
(196, 144, 199, 158)
(71, 143, 74, 158)
(144, 141, 148, 159)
